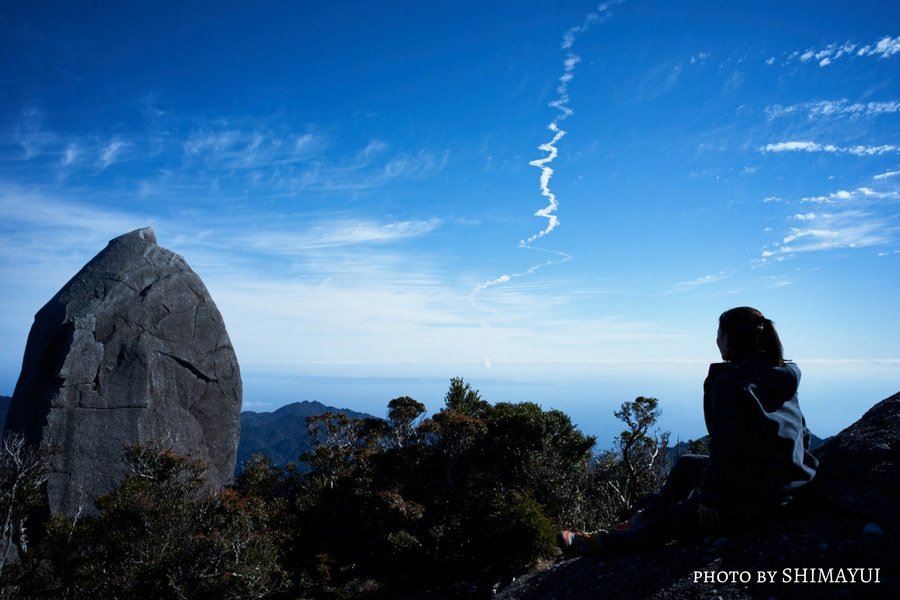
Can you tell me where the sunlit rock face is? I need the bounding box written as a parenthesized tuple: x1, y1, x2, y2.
(6, 227, 241, 516)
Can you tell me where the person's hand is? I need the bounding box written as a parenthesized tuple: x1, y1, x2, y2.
(698, 503, 721, 528)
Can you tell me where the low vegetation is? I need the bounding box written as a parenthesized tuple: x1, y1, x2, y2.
(0, 378, 688, 599)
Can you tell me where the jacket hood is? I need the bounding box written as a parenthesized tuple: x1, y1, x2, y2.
(710, 360, 800, 408)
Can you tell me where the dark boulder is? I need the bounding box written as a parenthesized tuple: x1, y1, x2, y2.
(812, 392, 900, 528)
(5, 227, 241, 516)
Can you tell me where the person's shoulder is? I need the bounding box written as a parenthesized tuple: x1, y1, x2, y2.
(707, 361, 739, 377)
(706, 362, 743, 387)
(782, 360, 801, 376)
(708, 360, 775, 384)
(743, 359, 800, 380)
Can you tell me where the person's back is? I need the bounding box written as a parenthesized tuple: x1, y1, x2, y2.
(558, 307, 817, 556)
(701, 357, 817, 508)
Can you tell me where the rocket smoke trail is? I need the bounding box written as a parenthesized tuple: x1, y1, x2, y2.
(476, 2, 620, 293)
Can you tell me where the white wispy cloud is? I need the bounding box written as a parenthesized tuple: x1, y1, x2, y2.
(295, 133, 317, 152)
(6, 105, 54, 160)
(560, 1, 622, 50)
(801, 187, 898, 204)
(5, 110, 445, 196)
(99, 139, 129, 169)
(800, 42, 858, 66)
(759, 141, 899, 155)
(761, 181, 900, 260)
(355, 140, 389, 162)
(0, 183, 142, 243)
(0, 184, 153, 340)
(690, 53, 710, 65)
(856, 36, 900, 59)
(61, 144, 79, 166)
(874, 167, 900, 180)
(182, 128, 305, 170)
(245, 219, 441, 253)
(672, 272, 727, 292)
(795, 35, 900, 67)
(775, 214, 892, 252)
(766, 99, 900, 120)
(382, 150, 447, 180)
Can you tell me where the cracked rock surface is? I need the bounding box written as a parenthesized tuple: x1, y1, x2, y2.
(6, 227, 241, 516)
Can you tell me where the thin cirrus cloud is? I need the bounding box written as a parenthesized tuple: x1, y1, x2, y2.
(179, 123, 447, 188)
(99, 139, 129, 169)
(765, 100, 900, 120)
(800, 187, 899, 204)
(182, 128, 325, 172)
(761, 186, 900, 260)
(791, 213, 817, 221)
(0, 184, 140, 243)
(671, 272, 727, 293)
(61, 144, 79, 166)
(245, 219, 442, 253)
(4, 105, 446, 197)
(759, 141, 898, 156)
(756, 33, 900, 263)
(778, 214, 892, 252)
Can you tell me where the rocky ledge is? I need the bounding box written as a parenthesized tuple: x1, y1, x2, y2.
(496, 392, 900, 600)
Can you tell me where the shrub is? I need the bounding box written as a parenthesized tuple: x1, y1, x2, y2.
(15, 444, 287, 600)
(480, 491, 557, 573)
(0, 432, 54, 577)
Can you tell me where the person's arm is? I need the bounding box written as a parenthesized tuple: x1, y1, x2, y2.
(700, 370, 746, 508)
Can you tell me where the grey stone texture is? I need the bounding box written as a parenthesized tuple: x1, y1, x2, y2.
(5, 227, 241, 516)
(812, 391, 900, 528)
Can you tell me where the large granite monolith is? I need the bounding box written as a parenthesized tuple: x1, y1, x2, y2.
(5, 227, 241, 516)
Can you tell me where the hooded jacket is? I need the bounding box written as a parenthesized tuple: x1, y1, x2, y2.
(699, 359, 818, 508)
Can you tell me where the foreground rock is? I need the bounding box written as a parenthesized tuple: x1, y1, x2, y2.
(5, 227, 241, 516)
(496, 392, 900, 600)
(813, 394, 900, 529)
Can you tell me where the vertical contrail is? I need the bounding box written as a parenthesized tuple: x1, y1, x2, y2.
(476, 2, 621, 293)
(523, 123, 564, 245)
(522, 3, 619, 246)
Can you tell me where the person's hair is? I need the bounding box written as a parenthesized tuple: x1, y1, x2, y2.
(719, 307, 784, 365)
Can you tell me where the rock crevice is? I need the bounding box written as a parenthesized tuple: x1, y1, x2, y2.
(5, 227, 241, 516)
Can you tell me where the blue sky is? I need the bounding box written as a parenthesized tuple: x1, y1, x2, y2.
(2, 0, 899, 447)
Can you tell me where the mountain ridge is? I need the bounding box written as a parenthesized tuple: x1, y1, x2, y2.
(236, 400, 379, 473)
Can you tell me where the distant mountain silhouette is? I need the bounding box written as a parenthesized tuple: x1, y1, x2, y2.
(236, 401, 379, 474)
